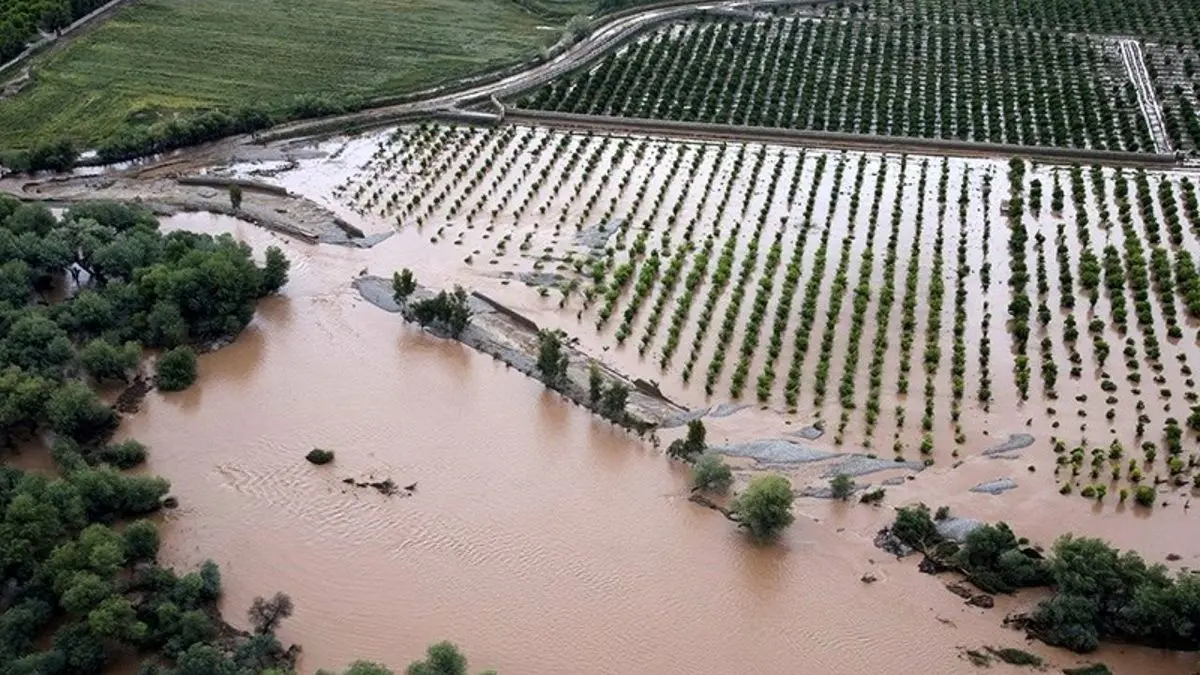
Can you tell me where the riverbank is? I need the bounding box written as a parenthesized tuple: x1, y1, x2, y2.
(0, 172, 367, 244)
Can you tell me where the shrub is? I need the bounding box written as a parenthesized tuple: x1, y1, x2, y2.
(830, 473, 854, 501)
(859, 487, 886, 504)
(392, 269, 417, 302)
(691, 453, 733, 493)
(1133, 485, 1156, 507)
(155, 347, 198, 392)
(96, 440, 148, 469)
(306, 449, 335, 465)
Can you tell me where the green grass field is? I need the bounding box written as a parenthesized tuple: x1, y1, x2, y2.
(0, 0, 596, 149)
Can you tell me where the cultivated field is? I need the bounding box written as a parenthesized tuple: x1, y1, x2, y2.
(518, 3, 1200, 154)
(0, 0, 589, 148)
(337, 121, 1200, 505)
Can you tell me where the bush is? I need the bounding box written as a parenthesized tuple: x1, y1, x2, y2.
(411, 286, 471, 337)
(892, 504, 942, 551)
(392, 269, 417, 302)
(691, 453, 732, 493)
(1133, 485, 1156, 507)
(731, 474, 794, 539)
(667, 420, 706, 461)
(155, 347, 198, 392)
(830, 473, 854, 501)
(859, 487, 886, 504)
(96, 440, 148, 469)
(306, 449, 334, 465)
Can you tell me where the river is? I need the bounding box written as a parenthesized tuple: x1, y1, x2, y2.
(108, 212, 1194, 675)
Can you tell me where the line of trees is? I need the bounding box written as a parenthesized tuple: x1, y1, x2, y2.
(1, 95, 361, 175)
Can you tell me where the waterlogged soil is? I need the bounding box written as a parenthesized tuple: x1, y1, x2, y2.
(116, 211, 1198, 675)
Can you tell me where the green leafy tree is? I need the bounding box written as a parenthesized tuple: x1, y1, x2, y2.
(406, 641, 468, 675)
(667, 419, 707, 461)
(155, 347, 197, 392)
(411, 287, 471, 337)
(691, 453, 733, 493)
(587, 361, 604, 403)
(0, 365, 51, 440)
(392, 269, 417, 302)
(122, 520, 160, 562)
(88, 595, 146, 642)
(47, 381, 117, 444)
(731, 474, 795, 539)
(78, 339, 140, 383)
(599, 381, 628, 421)
(0, 259, 31, 304)
(1, 312, 74, 377)
(261, 246, 290, 295)
(229, 185, 243, 211)
(536, 329, 569, 387)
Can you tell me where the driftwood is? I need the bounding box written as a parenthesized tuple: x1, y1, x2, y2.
(687, 492, 738, 521)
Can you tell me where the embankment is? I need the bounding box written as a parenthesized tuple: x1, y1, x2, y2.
(353, 275, 688, 433)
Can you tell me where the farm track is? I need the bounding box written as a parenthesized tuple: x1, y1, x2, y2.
(500, 108, 1181, 168)
(1118, 39, 1173, 155)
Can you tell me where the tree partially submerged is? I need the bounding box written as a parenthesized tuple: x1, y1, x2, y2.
(830, 473, 854, 500)
(154, 346, 198, 392)
(731, 474, 795, 540)
(691, 452, 733, 493)
(248, 592, 294, 634)
(667, 419, 707, 461)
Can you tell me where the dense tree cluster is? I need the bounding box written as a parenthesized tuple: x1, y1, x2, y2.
(0, 197, 298, 672)
(0, 198, 288, 447)
(890, 506, 1200, 653)
(0, 0, 110, 64)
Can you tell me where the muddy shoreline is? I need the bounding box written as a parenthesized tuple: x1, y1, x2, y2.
(0, 174, 369, 245)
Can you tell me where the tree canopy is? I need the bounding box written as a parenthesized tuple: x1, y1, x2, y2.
(731, 474, 795, 539)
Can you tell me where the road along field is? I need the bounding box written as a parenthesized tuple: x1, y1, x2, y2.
(267, 120, 1200, 509)
(0, 0, 586, 149)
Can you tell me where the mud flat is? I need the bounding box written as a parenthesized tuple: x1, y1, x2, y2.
(0, 174, 355, 243)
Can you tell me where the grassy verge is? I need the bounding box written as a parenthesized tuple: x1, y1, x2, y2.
(0, 0, 593, 149)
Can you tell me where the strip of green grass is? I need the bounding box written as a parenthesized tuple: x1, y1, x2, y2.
(0, 0, 592, 148)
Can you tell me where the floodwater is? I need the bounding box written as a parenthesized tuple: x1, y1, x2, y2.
(114, 212, 1197, 675)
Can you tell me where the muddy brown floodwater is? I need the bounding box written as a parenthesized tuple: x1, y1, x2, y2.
(115, 213, 1195, 675)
